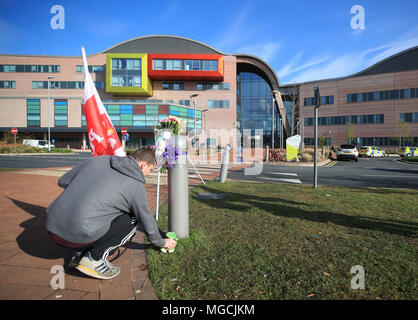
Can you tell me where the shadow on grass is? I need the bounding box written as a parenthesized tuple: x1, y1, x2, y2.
(194, 185, 418, 238)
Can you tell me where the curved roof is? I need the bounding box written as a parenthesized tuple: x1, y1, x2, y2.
(102, 35, 225, 55)
(284, 45, 418, 86)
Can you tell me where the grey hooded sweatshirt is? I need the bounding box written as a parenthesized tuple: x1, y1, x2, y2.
(46, 155, 165, 247)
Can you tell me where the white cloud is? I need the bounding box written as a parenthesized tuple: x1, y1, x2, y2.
(280, 27, 418, 84)
(236, 42, 281, 63)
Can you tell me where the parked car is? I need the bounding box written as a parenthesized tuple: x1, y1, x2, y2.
(371, 146, 384, 157)
(399, 147, 418, 157)
(337, 144, 358, 162)
(23, 139, 55, 149)
(358, 146, 372, 157)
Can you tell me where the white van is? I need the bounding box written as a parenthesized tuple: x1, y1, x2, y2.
(23, 139, 55, 149)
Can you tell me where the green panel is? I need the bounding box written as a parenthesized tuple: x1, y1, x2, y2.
(27, 120, 40, 126)
(196, 110, 202, 119)
(120, 120, 133, 126)
(55, 109, 67, 114)
(179, 108, 188, 116)
(107, 109, 120, 114)
(170, 106, 179, 112)
(120, 114, 133, 120)
(107, 104, 120, 110)
(146, 105, 158, 113)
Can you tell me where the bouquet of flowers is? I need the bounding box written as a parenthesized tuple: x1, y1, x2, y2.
(154, 116, 186, 135)
(154, 116, 186, 168)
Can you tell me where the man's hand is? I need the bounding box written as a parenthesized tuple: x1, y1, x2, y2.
(164, 238, 177, 250)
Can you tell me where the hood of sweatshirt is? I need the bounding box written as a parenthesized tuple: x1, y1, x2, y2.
(110, 155, 145, 184)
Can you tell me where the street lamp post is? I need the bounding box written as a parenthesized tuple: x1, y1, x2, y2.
(271, 90, 280, 150)
(47, 76, 54, 153)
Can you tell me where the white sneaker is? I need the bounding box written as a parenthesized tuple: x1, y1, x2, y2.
(76, 251, 121, 280)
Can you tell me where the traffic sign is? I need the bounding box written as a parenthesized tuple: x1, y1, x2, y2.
(121, 127, 128, 135)
(11, 128, 18, 134)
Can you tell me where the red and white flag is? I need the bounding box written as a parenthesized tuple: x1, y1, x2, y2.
(81, 46, 125, 156)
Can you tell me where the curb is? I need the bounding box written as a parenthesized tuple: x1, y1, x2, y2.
(0, 152, 76, 156)
(397, 159, 418, 166)
(263, 159, 333, 167)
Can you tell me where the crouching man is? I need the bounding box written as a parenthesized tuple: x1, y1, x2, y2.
(46, 147, 176, 280)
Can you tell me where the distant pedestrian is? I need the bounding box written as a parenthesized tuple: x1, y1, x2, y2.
(46, 147, 176, 280)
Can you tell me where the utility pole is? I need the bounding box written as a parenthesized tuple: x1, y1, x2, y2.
(47, 76, 54, 153)
(313, 86, 321, 188)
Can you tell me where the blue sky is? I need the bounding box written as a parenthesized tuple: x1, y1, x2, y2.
(1, 0, 418, 84)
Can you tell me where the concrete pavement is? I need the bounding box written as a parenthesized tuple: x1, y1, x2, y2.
(0, 163, 248, 300)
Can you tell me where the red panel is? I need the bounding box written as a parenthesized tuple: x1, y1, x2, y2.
(133, 105, 145, 114)
(159, 105, 168, 114)
(148, 54, 224, 81)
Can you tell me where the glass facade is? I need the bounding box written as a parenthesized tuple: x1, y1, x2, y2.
(152, 59, 218, 71)
(27, 99, 40, 127)
(111, 58, 141, 87)
(237, 72, 280, 147)
(54, 100, 68, 127)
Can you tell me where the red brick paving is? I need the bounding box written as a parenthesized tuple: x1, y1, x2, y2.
(0, 162, 248, 300)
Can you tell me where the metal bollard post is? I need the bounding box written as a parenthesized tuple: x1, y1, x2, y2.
(266, 145, 269, 162)
(168, 135, 189, 239)
(219, 145, 231, 183)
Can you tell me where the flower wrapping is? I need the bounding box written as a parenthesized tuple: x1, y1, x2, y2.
(154, 116, 186, 168)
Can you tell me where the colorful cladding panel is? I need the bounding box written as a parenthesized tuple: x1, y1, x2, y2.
(105, 53, 152, 96)
(147, 54, 224, 81)
(102, 104, 202, 128)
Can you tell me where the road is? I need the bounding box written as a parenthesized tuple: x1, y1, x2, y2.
(1, 153, 417, 189)
(228, 156, 418, 190)
(0, 152, 92, 168)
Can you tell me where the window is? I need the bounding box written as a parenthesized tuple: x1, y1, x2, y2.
(196, 82, 229, 90)
(111, 59, 141, 87)
(173, 60, 182, 70)
(153, 60, 164, 70)
(185, 60, 193, 71)
(54, 100, 68, 127)
(179, 100, 190, 106)
(208, 100, 230, 109)
(76, 65, 104, 73)
(27, 99, 40, 127)
(0, 64, 60, 73)
(0, 80, 16, 88)
(162, 82, 184, 90)
(152, 59, 218, 71)
(166, 60, 174, 70)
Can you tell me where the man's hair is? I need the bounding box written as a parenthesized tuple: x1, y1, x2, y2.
(130, 147, 156, 165)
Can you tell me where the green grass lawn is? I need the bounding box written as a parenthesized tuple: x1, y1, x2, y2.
(403, 156, 418, 163)
(145, 181, 418, 300)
